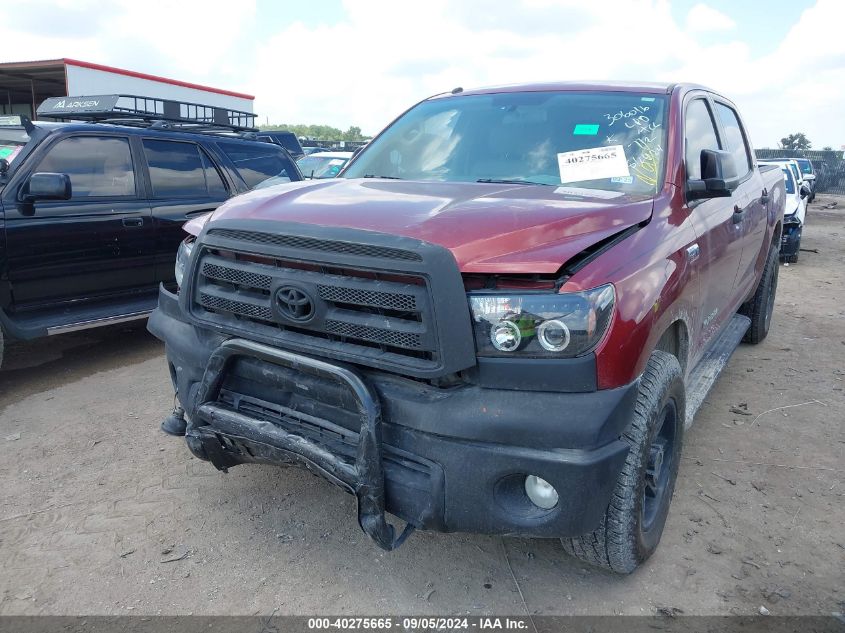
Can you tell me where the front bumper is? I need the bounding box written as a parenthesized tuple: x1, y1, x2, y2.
(149, 286, 636, 548)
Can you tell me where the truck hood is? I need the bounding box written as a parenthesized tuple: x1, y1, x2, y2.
(202, 179, 654, 274)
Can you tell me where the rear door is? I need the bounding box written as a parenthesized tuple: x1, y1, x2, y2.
(3, 133, 155, 307)
(139, 138, 232, 286)
(682, 97, 745, 354)
(711, 100, 768, 302)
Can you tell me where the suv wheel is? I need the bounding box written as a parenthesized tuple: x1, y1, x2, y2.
(561, 351, 685, 574)
(740, 244, 779, 344)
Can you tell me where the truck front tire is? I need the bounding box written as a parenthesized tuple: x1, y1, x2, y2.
(740, 244, 779, 344)
(561, 350, 685, 574)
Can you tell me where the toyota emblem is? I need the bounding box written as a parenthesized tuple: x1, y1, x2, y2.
(275, 285, 315, 322)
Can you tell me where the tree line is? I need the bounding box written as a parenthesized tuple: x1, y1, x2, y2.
(260, 124, 370, 142)
(778, 132, 833, 152)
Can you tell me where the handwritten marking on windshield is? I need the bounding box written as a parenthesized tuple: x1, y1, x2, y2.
(605, 105, 650, 127)
(627, 134, 663, 187)
(625, 116, 661, 136)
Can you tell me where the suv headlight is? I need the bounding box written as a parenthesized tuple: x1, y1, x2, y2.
(174, 237, 195, 288)
(468, 284, 615, 357)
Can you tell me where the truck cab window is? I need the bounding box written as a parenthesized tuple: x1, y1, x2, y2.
(36, 136, 135, 198)
(713, 102, 752, 179)
(684, 99, 720, 181)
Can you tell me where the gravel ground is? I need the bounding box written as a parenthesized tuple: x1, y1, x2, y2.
(1, 196, 843, 616)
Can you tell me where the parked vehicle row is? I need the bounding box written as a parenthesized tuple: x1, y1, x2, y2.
(149, 81, 786, 573)
(758, 159, 809, 263)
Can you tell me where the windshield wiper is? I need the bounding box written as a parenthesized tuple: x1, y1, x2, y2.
(476, 178, 552, 186)
(363, 174, 403, 179)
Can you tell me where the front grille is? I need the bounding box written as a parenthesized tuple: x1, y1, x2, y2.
(206, 228, 423, 262)
(190, 249, 437, 370)
(187, 224, 478, 379)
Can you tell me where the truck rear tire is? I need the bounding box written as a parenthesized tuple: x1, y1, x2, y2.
(561, 351, 685, 574)
(740, 244, 779, 344)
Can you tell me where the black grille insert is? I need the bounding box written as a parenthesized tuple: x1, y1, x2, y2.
(317, 285, 418, 312)
(199, 293, 273, 322)
(325, 320, 422, 349)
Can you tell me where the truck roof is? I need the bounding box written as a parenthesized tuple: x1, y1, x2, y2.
(442, 80, 712, 98)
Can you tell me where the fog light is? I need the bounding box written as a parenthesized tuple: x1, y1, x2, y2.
(524, 475, 559, 510)
(537, 319, 570, 352)
(490, 320, 522, 352)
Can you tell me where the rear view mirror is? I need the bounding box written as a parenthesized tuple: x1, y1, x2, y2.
(687, 149, 735, 200)
(27, 172, 71, 201)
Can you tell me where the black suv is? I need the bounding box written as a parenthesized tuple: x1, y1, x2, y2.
(0, 96, 302, 368)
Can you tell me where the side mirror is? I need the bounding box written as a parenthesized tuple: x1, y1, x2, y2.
(27, 172, 72, 201)
(800, 184, 810, 199)
(687, 149, 735, 200)
(0, 158, 9, 176)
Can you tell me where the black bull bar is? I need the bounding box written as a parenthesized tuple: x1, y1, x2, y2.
(186, 338, 415, 551)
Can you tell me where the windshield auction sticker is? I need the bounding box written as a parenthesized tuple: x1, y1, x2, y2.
(557, 145, 630, 183)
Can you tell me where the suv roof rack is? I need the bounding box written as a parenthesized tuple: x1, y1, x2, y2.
(36, 94, 257, 133)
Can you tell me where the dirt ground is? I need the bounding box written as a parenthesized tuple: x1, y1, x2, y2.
(0, 196, 843, 617)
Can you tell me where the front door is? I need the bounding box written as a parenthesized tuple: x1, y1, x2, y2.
(3, 134, 155, 308)
(682, 97, 745, 357)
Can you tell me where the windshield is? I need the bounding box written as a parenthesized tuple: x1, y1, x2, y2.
(0, 128, 30, 166)
(781, 167, 795, 194)
(796, 158, 813, 174)
(297, 155, 350, 178)
(344, 91, 668, 194)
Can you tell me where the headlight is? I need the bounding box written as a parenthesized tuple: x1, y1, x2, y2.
(174, 237, 195, 288)
(468, 284, 615, 357)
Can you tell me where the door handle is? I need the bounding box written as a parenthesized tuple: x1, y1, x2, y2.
(122, 217, 144, 227)
(731, 205, 745, 224)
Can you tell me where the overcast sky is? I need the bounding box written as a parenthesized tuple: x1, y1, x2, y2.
(1, 0, 843, 148)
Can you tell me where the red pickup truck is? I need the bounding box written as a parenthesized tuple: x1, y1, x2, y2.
(149, 82, 785, 573)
